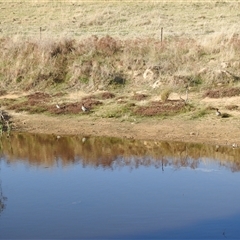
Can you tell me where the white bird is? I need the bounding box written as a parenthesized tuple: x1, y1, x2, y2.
(232, 143, 238, 149)
(81, 104, 89, 112)
(56, 104, 60, 109)
(0, 110, 5, 121)
(216, 108, 221, 116)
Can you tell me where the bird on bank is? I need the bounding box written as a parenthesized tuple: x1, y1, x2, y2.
(216, 108, 222, 116)
(232, 143, 238, 149)
(215, 108, 231, 118)
(0, 110, 5, 122)
(56, 104, 61, 109)
(81, 104, 89, 112)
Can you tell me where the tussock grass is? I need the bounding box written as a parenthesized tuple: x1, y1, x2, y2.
(94, 102, 132, 119)
(161, 88, 172, 102)
(0, 32, 240, 94)
(190, 107, 210, 119)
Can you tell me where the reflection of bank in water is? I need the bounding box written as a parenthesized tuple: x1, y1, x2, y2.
(1, 132, 240, 172)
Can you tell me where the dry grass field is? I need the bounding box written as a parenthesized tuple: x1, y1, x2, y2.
(0, 1, 240, 145)
(1, 1, 239, 39)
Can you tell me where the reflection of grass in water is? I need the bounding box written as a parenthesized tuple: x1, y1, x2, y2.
(0, 160, 7, 214)
(1, 132, 240, 171)
(0, 184, 7, 214)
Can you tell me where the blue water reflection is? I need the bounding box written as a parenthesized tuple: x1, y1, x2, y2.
(0, 133, 240, 239)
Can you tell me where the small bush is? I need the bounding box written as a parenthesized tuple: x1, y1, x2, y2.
(161, 88, 172, 102)
(96, 35, 120, 56)
(79, 77, 89, 84)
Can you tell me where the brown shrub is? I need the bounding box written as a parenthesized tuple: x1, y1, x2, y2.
(50, 39, 76, 57)
(96, 35, 120, 56)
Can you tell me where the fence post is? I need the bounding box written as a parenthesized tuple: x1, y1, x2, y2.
(40, 27, 42, 40)
(161, 27, 163, 44)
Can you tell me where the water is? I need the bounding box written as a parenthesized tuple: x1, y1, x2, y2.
(0, 133, 240, 239)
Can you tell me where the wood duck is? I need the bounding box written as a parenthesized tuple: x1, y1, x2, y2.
(81, 104, 89, 112)
(216, 108, 221, 116)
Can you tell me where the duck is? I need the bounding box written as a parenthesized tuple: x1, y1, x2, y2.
(216, 108, 231, 118)
(232, 143, 238, 149)
(216, 108, 222, 116)
(81, 104, 89, 112)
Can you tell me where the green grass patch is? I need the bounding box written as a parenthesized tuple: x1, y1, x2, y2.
(190, 107, 210, 119)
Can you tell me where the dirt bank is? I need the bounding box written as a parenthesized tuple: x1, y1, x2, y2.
(10, 110, 240, 147)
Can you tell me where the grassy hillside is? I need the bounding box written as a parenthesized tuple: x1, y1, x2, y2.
(0, 1, 240, 119)
(1, 33, 240, 92)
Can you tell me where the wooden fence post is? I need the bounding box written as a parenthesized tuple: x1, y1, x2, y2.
(161, 27, 163, 44)
(40, 27, 42, 40)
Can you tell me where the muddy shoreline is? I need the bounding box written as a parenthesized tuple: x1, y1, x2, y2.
(10, 111, 240, 147)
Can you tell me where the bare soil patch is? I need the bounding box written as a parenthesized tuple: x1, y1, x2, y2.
(134, 100, 186, 116)
(204, 87, 240, 98)
(49, 102, 81, 115)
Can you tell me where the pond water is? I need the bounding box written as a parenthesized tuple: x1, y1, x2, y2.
(0, 133, 240, 239)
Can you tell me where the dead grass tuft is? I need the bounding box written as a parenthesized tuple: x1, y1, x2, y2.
(50, 39, 76, 58)
(96, 35, 120, 56)
(131, 94, 148, 101)
(98, 91, 115, 100)
(225, 105, 239, 111)
(161, 89, 172, 102)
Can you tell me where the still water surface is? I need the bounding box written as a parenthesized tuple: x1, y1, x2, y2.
(0, 133, 240, 239)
